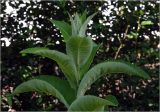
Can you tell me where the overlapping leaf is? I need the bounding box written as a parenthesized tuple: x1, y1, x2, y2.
(20, 47, 77, 89)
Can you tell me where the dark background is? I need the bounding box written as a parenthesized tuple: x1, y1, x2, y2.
(1, 0, 159, 111)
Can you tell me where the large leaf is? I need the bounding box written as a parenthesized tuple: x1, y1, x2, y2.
(77, 61, 150, 96)
(12, 78, 71, 107)
(80, 42, 101, 80)
(66, 37, 93, 81)
(20, 47, 77, 89)
(79, 12, 97, 37)
(49, 19, 71, 41)
(35, 75, 75, 105)
(68, 95, 117, 111)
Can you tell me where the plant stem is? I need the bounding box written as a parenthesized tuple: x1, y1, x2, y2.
(135, 17, 141, 55)
(114, 25, 130, 59)
(114, 44, 123, 59)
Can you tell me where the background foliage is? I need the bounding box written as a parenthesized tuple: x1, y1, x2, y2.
(1, 0, 159, 111)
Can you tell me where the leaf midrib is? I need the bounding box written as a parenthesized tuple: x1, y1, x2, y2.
(76, 38, 83, 82)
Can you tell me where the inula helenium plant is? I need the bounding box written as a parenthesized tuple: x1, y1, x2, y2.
(8, 11, 150, 111)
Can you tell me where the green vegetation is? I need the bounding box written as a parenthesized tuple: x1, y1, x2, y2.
(1, 1, 159, 111)
(8, 12, 149, 111)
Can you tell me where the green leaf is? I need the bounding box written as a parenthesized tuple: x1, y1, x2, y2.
(68, 95, 117, 111)
(141, 20, 154, 26)
(35, 75, 76, 105)
(68, 13, 78, 36)
(127, 31, 138, 39)
(104, 95, 118, 111)
(79, 12, 97, 37)
(74, 13, 82, 31)
(6, 94, 13, 106)
(131, 32, 138, 37)
(66, 37, 93, 81)
(58, 0, 66, 8)
(139, 10, 144, 15)
(77, 61, 150, 96)
(127, 34, 134, 39)
(80, 42, 101, 80)
(105, 95, 119, 106)
(80, 10, 88, 23)
(66, 37, 93, 67)
(20, 47, 77, 89)
(49, 19, 71, 41)
(13, 79, 68, 107)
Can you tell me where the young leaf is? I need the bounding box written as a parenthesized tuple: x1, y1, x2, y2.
(74, 13, 82, 31)
(68, 95, 117, 111)
(49, 19, 71, 41)
(79, 12, 97, 37)
(68, 13, 77, 36)
(77, 61, 150, 96)
(20, 47, 77, 89)
(80, 10, 88, 23)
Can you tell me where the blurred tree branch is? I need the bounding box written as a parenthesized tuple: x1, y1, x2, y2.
(114, 25, 130, 59)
